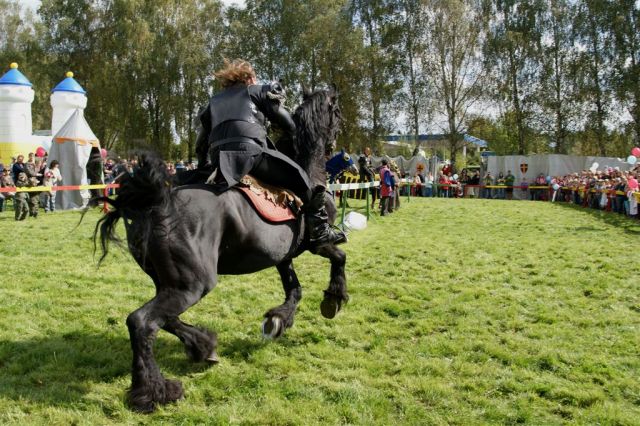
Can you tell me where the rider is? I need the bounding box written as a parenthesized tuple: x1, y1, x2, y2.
(195, 58, 346, 247)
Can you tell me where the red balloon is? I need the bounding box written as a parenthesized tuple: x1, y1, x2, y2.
(35, 147, 46, 157)
(632, 147, 640, 157)
(628, 178, 639, 189)
(100, 148, 107, 159)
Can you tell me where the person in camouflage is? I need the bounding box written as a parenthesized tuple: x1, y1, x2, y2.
(26, 175, 39, 218)
(14, 172, 29, 220)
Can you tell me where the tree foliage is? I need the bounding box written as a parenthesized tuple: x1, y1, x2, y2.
(0, 0, 637, 159)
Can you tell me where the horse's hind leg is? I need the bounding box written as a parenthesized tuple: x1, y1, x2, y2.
(162, 319, 219, 364)
(262, 260, 302, 339)
(126, 287, 206, 413)
(315, 245, 349, 319)
(141, 266, 219, 364)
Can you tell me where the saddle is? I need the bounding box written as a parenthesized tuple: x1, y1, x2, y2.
(234, 176, 302, 223)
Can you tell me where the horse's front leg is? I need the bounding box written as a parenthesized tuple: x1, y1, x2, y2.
(315, 244, 349, 319)
(262, 260, 302, 339)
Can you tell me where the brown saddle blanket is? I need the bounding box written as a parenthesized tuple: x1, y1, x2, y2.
(233, 176, 303, 223)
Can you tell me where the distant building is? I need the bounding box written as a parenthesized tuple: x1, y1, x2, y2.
(382, 133, 488, 156)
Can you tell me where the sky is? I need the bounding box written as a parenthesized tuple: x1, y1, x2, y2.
(18, 0, 246, 12)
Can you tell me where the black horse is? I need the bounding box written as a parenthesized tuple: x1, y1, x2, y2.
(95, 88, 349, 413)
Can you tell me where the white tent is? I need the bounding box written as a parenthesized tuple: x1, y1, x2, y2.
(48, 109, 100, 210)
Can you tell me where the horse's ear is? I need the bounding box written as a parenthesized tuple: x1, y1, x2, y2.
(301, 83, 312, 99)
(329, 83, 339, 98)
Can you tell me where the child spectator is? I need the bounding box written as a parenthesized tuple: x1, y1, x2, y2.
(424, 172, 434, 197)
(14, 172, 29, 220)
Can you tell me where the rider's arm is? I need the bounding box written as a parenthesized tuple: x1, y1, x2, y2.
(195, 104, 212, 167)
(254, 83, 295, 138)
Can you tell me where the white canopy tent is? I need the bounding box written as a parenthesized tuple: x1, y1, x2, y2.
(48, 109, 100, 210)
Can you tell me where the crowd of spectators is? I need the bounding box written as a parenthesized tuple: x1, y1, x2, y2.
(103, 158, 197, 184)
(4, 149, 639, 221)
(1, 152, 198, 219)
(407, 165, 640, 217)
(0, 152, 62, 219)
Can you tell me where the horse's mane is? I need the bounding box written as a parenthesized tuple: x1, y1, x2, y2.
(291, 89, 340, 187)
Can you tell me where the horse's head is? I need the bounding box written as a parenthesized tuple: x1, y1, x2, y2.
(293, 86, 342, 185)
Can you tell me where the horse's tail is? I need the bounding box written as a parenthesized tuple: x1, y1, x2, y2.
(94, 153, 173, 263)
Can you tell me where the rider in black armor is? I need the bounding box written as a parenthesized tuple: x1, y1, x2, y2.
(195, 59, 346, 247)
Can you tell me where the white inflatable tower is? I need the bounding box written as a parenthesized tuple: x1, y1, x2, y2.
(50, 71, 87, 136)
(0, 63, 36, 163)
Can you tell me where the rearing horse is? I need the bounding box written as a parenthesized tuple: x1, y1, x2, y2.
(96, 88, 349, 413)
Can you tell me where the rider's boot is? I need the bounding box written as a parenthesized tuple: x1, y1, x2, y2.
(305, 186, 347, 247)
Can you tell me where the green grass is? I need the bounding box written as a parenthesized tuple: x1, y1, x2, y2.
(0, 198, 639, 425)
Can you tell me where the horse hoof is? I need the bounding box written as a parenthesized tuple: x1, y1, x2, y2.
(206, 351, 220, 364)
(128, 379, 184, 413)
(164, 379, 184, 403)
(320, 297, 340, 319)
(261, 316, 283, 339)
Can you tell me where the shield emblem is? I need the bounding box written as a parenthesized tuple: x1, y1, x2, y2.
(520, 163, 528, 174)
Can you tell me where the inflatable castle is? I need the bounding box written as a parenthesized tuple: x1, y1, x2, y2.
(0, 62, 92, 163)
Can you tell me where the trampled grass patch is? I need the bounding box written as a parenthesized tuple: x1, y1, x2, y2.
(0, 198, 639, 424)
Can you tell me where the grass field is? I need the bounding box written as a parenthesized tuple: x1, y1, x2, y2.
(0, 197, 639, 425)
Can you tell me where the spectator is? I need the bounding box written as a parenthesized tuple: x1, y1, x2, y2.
(482, 172, 493, 199)
(532, 173, 546, 201)
(25, 153, 37, 178)
(449, 173, 463, 198)
(505, 170, 515, 200)
(424, 172, 434, 197)
(379, 159, 394, 216)
(35, 158, 46, 185)
(390, 161, 401, 210)
(26, 174, 40, 218)
(358, 147, 376, 209)
(627, 185, 638, 216)
(0, 165, 14, 212)
(613, 178, 627, 214)
(496, 172, 506, 199)
(413, 172, 423, 197)
(12, 154, 28, 181)
(44, 160, 62, 213)
(468, 171, 480, 198)
(104, 158, 115, 184)
(13, 172, 29, 221)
